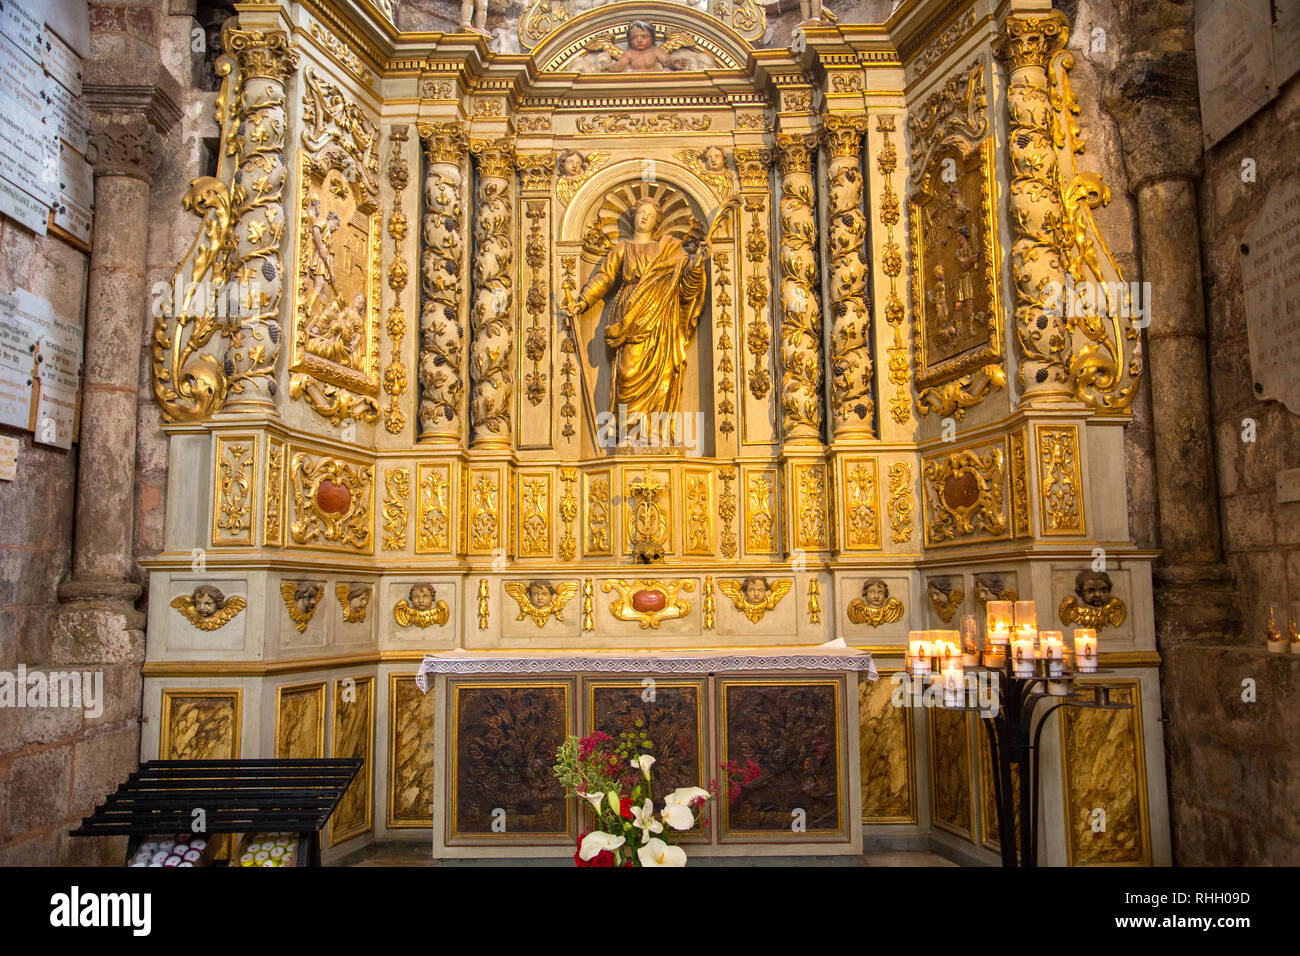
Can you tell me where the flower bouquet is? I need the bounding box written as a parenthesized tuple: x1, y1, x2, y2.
(554, 728, 760, 867)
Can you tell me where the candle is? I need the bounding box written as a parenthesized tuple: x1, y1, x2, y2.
(1074, 628, 1098, 672)
(1011, 634, 1035, 678)
(941, 659, 965, 707)
(986, 601, 1013, 646)
(961, 615, 980, 666)
(1039, 630, 1065, 678)
(1014, 600, 1037, 631)
(908, 630, 931, 675)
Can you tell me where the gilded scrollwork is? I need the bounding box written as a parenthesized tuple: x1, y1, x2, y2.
(906, 59, 987, 187)
(844, 460, 880, 550)
(584, 473, 611, 556)
(522, 197, 549, 407)
(775, 132, 822, 441)
(288, 452, 373, 550)
(1038, 426, 1085, 534)
(469, 138, 516, 444)
(923, 448, 1008, 545)
(824, 114, 874, 435)
(469, 471, 500, 553)
(719, 466, 738, 559)
(744, 194, 772, 402)
(559, 468, 578, 561)
(151, 26, 299, 422)
(265, 438, 284, 545)
(519, 474, 551, 557)
(875, 116, 912, 426)
(1009, 429, 1031, 537)
(795, 463, 829, 551)
(381, 467, 409, 551)
(300, 67, 379, 195)
(745, 471, 776, 554)
(575, 113, 710, 134)
(602, 579, 695, 629)
(417, 122, 468, 439)
(684, 471, 712, 556)
(713, 250, 737, 437)
(383, 126, 410, 434)
(887, 461, 914, 544)
(417, 463, 451, 553)
(214, 437, 255, 544)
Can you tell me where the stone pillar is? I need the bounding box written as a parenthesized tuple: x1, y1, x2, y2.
(468, 137, 516, 448)
(417, 122, 469, 442)
(774, 135, 823, 444)
(822, 114, 874, 438)
(219, 28, 299, 414)
(996, 11, 1073, 404)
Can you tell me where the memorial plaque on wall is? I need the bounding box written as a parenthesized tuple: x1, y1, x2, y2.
(1194, 0, 1276, 148)
(43, 78, 89, 155)
(0, 0, 44, 64)
(40, 26, 81, 97)
(1277, 0, 1300, 86)
(1241, 177, 1300, 416)
(0, 30, 44, 115)
(0, 293, 37, 429)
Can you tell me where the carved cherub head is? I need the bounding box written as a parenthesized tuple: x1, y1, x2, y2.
(626, 20, 655, 50)
(861, 578, 890, 609)
(527, 580, 555, 608)
(557, 149, 585, 179)
(700, 145, 728, 172)
(409, 583, 436, 611)
(346, 583, 370, 613)
(192, 584, 226, 619)
(1074, 570, 1113, 609)
(294, 583, 321, 615)
(742, 576, 770, 605)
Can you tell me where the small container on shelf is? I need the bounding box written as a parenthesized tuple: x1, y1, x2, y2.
(1073, 628, 1098, 673)
(1266, 605, 1287, 654)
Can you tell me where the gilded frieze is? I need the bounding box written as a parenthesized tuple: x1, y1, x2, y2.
(575, 113, 711, 134)
(160, 689, 241, 760)
(583, 471, 612, 557)
(909, 137, 1004, 417)
(922, 446, 1008, 546)
(393, 582, 450, 628)
(603, 579, 694, 629)
(1060, 682, 1150, 865)
(505, 580, 580, 628)
(171, 585, 247, 631)
(289, 150, 382, 424)
(388, 674, 438, 828)
(887, 460, 915, 544)
(842, 459, 881, 551)
(417, 122, 468, 439)
(213, 435, 256, 545)
(875, 115, 912, 426)
(824, 114, 875, 435)
(416, 463, 452, 554)
(717, 577, 792, 624)
(280, 581, 324, 633)
(275, 681, 324, 759)
(859, 672, 915, 823)
(518, 473, 552, 557)
(1037, 425, 1085, 535)
(330, 675, 374, 845)
(288, 451, 374, 551)
(381, 467, 409, 552)
(264, 437, 284, 546)
(469, 138, 516, 444)
(775, 133, 822, 441)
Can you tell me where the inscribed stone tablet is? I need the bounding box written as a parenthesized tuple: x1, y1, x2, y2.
(1241, 177, 1300, 415)
(1194, 0, 1276, 148)
(1276, 0, 1300, 85)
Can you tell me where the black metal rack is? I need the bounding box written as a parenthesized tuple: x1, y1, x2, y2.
(70, 758, 364, 867)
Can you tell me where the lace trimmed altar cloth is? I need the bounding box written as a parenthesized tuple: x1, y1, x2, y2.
(415, 640, 877, 693)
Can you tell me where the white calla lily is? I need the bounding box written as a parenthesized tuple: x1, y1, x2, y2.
(630, 798, 664, 844)
(578, 831, 626, 861)
(637, 837, 687, 867)
(577, 791, 605, 815)
(664, 786, 710, 807)
(659, 799, 695, 830)
(631, 754, 656, 780)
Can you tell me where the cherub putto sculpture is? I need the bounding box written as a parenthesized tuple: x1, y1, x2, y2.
(336, 582, 372, 623)
(393, 582, 450, 628)
(504, 579, 580, 628)
(280, 582, 324, 633)
(847, 578, 905, 628)
(717, 576, 792, 623)
(1059, 570, 1127, 629)
(171, 584, 246, 631)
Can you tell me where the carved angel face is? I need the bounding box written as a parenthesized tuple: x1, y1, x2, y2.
(193, 585, 225, 618)
(558, 151, 584, 178)
(528, 582, 554, 608)
(862, 579, 889, 608)
(409, 584, 435, 611)
(294, 584, 320, 615)
(742, 576, 769, 605)
(1075, 572, 1113, 608)
(627, 23, 654, 50)
(701, 146, 727, 172)
(347, 585, 370, 612)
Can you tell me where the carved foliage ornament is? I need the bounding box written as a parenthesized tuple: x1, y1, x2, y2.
(469, 138, 516, 443)
(776, 133, 821, 440)
(289, 453, 373, 550)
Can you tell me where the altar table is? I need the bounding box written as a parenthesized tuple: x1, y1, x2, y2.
(416, 646, 876, 859)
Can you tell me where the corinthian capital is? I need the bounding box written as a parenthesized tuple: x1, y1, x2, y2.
(470, 137, 517, 179)
(87, 114, 161, 182)
(222, 26, 299, 82)
(418, 121, 468, 166)
(996, 11, 1070, 71)
(733, 147, 772, 190)
(822, 114, 870, 159)
(775, 132, 819, 175)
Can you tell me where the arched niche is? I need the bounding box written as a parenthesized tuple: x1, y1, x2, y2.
(526, 2, 759, 73)
(558, 157, 732, 459)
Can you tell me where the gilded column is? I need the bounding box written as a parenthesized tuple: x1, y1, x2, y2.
(220, 27, 299, 413)
(468, 137, 516, 447)
(775, 134, 823, 443)
(996, 12, 1071, 403)
(417, 122, 468, 442)
(823, 114, 874, 437)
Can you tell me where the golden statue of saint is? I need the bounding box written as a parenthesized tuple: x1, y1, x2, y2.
(565, 197, 709, 419)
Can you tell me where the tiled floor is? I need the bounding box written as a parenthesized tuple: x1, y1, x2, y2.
(340, 843, 958, 867)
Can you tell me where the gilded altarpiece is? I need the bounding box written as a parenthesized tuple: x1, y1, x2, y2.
(139, 0, 1167, 866)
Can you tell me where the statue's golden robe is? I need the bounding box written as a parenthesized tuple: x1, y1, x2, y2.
(577, 234, 708, 416)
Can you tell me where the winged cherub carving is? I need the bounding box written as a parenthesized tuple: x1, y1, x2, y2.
(504, 580, 580, 628)
(171, 585, 246, 631)
(280, 581, 324, 633)
(717, 576, 793, 624)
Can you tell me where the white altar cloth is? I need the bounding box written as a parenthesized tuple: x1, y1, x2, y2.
(415, 640, 877, 693)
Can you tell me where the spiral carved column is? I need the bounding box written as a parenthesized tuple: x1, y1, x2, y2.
(417, 122, 468, 442)
(775, 133, 823, 444)
(468, 137, 516, 447)
(996, 12, 1072, 403)
(823, 114, 874, 438)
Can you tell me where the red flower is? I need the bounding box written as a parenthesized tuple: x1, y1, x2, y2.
(619, 796, 633, 819)
(578, 732, 614, 761)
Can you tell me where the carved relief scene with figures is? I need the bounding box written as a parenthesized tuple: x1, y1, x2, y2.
(74, 0, 1222, 871)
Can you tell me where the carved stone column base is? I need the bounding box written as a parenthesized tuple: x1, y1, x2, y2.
(48, 599, 146, 668)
